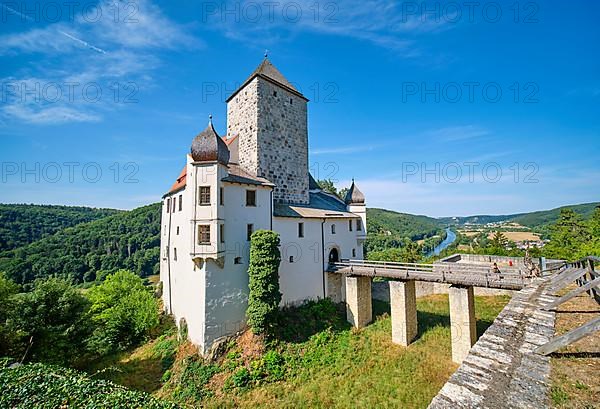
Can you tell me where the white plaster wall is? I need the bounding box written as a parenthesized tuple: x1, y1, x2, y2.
(202, 182, 273, 351)
(273, 218, 324, 304)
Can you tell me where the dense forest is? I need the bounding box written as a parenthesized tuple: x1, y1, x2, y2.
(0, 204, 120, 252)
(365, 208, 444, 253)
(0, 204, 160, 286)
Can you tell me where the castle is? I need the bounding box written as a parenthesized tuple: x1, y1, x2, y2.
(160, 58, 367, 354)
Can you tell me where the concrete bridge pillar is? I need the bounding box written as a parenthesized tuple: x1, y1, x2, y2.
(345, 276, 372, 328)
(448, 285, 477, 364)
(390, 280, 418, 346)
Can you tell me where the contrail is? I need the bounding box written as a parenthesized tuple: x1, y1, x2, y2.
(1, 3, 34, 21)
(58, 30, 107, 54)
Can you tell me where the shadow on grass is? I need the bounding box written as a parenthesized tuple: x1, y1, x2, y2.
(550, 352, 600, 359)
(274, 299, 351, 343)
(274, 297, 496, 345)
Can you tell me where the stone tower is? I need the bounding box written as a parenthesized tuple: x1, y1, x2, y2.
(226, 58, 309, 204)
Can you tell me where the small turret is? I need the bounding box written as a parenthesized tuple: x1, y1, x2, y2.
(344, 179, 365, 205)
(191, 115, 230, 165)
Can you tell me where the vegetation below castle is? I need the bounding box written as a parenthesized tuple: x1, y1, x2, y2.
(0, 204, 160, 286)
(6, 294, 506, 408)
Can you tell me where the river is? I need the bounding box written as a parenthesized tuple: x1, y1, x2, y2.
(426, 228, 457, 257)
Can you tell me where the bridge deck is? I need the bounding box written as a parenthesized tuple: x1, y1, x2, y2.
(328, 260, 530, 290)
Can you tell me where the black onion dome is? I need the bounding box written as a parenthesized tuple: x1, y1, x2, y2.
(344, 180, 365, 205)
(191, 118, 230, 164)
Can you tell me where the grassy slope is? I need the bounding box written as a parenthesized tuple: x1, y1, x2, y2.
(89, 294, 509, 409)
(0, 203, 120, 252)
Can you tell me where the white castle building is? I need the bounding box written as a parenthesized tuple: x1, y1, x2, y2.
(160, 58, 367, 354)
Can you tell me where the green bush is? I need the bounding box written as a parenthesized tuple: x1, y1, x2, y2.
(87, 270, 159, 354)
(172, 358, 219, 401)
(246, 230, 282, 336)
(5, 278, 91, 365)
(231, 367, 251, 388)
(0, 359, 176, 408)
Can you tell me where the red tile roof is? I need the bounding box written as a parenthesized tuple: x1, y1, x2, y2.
(165, 136, 239, 196)
(167, 166, 186, 195)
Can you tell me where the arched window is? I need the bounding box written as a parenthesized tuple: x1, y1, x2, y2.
(331, 224, 336, 234)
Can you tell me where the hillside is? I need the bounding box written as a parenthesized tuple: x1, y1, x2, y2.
(440, 202, 599, 230)
(0, 204, 120, 252)
(0, 203, 161, 285)
(367, 208, 443, 240)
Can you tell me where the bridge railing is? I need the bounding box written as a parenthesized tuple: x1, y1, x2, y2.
(535, 255, 599, 355)
(329, 259, 529, 290)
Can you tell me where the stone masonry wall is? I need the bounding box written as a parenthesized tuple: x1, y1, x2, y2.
(227, 77, 309, 204)
(227, 80, 259, 173)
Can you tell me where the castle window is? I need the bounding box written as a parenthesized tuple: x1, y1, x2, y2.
(176, 226, 180, 235)
(273, 91, 277, 97)
(331, 224, 336, 234)
(199, 186, 210, 205)
(357, 219, 362, 231)
(172, 198, 176, 212)
(298, 222, 304, 238)
(290, 98, 293, 104)
(246, 190, 256, 207)
(352, 248, 356, 258)
(174, 248, 178, 261)
(247, 224, 254, 241)
(198, 225, 210, 244)
(219, 187, 224, 206)
(166, 198, 170, 213)
(234, 257, 242, 264)
(220, 224, 225, 243)
(349, 220, 353, 231)
(289, 256, 294, 263)
(179, 194, 183, 211)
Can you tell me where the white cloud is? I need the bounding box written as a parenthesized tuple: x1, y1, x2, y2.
(0, 0, 200, 125)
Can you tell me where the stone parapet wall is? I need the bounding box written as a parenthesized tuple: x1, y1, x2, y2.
(428, 278, 555, 408)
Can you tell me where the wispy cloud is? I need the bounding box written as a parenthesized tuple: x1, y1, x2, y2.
(426, 125, 490, 142)
(312, 143, 388, 155)
(0, 0, 201, 125)
(204, 0, 454, 54)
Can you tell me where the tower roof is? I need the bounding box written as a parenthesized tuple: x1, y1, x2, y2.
(344, 180, 365, 205)
(226, 57, 307, 102)
(190, 117, 230, 164)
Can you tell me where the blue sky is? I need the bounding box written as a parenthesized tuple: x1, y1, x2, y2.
(0, 0, 599, 217)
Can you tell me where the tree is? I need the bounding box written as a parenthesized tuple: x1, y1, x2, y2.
(317, 179, 338, 196)
(246, 230, 282, 336)
(87, 270, 159, 354)
(489, 231, 509, 255)
(544, 209, 589, 260)
(0, 273, 19, 357)
(6, 278, 91, 365)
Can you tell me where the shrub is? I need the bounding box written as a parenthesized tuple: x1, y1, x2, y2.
(6, 278, 91, 365)
(87, 270, 159, 354)
(0, 359, 176, 408)
(172, 358, 219, 401)
(231, 367, 251, 388)
(246, 230, 282, 336)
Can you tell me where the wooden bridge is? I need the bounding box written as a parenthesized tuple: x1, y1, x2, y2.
(328, 259, 532, 290)
(326, 254, 542, 364)
(326, 254, 599, 365)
